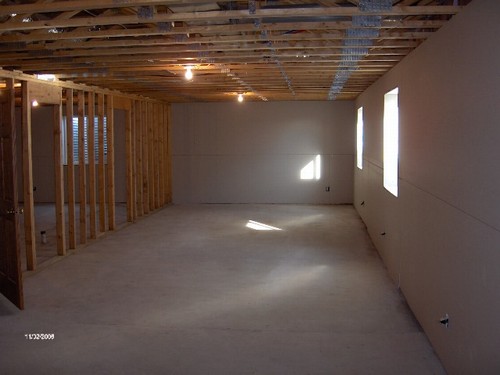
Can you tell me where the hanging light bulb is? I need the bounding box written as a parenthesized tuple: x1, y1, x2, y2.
(237, 93, 244, 103)
(185, 66, 193, 80)
(32, 99, 39, 107)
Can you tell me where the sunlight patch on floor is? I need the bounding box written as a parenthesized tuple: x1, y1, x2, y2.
(246, 220, 282, 231)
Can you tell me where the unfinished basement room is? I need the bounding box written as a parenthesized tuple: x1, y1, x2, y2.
(0, 0, 498, 374)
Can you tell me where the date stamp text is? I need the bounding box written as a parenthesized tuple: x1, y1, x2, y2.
(24, 333, 55, 340)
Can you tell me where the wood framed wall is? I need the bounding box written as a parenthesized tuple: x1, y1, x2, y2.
(87, 91, 97, 240)
(53, 99, 66, 256)
(21, 82, 36, 270)
(65, 88, 76, 250)
(1, 70, 171, 277)
(129, 100, 171, 221)
(77, 90, 87, 245)
(0, 78, 24, 309)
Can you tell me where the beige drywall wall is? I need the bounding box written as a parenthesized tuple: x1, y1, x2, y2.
(172, 101, 355, 204)
(354, 0, 500, 373)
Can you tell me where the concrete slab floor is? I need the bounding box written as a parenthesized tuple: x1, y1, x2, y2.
(0, 204, 445, 374)
(18, 203, 128, 271)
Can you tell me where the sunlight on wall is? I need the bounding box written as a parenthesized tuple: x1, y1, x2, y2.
(246, 220, 283, 231)
(301, 160, 314, 179)
(300, 155, 321, 180)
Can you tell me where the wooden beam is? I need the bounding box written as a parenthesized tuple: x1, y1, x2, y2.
(21, 81, 36, 270)
(126, 102, 134, 222)
(147, 102, 154, 212)
(106, 95, 115, 230)
(0, 6, 463, 32)
(153, 103, 160, 209)
(53, 102, 66, 256)
(0, 19, 446, 44)
(0, 39, 419, 61)
(158, 104, 165, 207)
(141, 101, 149, 214)
(77, 90, 87, 244)
(113, 96, 132, 111)
(28, 81, 62, 105)
(165, 104, 172, 203)
(135, 101, 144, 217)
(157, 103, 163, 207)
(65, 88, 76, 249)
(3, 45, 415, 69)
(97, 93, 106, 232)
(0, 0, 229, 16)
(164, 104, 169, 205)
(87, 91, 97, 239)
(0, 68, 155, 102)
(0, 1, 81, 18)
(131, 104, 137, 220)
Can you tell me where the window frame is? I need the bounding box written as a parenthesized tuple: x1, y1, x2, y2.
(383, 87, 399, 197)
(356, 106, 364, 170)
(62, 115, 107, 165)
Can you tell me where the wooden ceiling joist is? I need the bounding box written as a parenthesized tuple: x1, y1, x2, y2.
(0, 0, 470, 102)
(0, 19, 446, 44)
(0, 6, 462, 33)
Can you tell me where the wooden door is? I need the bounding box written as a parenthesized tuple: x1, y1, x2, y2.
(0, 79, 24, 309)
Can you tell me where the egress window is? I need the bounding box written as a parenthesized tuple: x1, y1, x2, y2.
(356, 107, 364, 170)
(383, 88, 399, 197)
(62, 116, 107, 165)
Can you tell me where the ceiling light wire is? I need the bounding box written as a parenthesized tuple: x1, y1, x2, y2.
(328, 0, 388, 100)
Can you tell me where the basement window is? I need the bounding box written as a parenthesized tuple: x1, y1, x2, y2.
(356, 107, 364, 170)
(383, 88, 399, 197)
(36, 74, 56, 82)
(62, 116, 107, 165)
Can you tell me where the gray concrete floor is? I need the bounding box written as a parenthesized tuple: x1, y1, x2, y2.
(0, 204, 445, 374)
(18, 203, 128, 270)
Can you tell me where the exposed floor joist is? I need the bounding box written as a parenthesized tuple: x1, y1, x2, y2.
(0, 0, 471, 101)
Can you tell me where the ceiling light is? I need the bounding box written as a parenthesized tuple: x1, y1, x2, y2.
(185, 66, 193, 80)
(238, 94, 244, 103)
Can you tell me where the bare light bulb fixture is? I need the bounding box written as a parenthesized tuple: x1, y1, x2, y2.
(32, 99, 39, 107)
(237, 94, 244, 103)
(185, 66, 193, 80)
